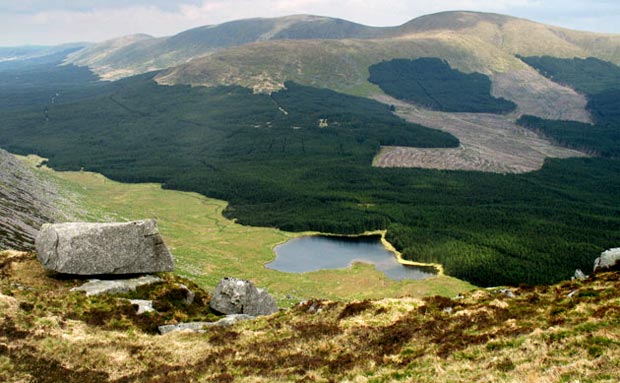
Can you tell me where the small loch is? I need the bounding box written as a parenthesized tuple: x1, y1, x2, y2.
(267, 234, 437, 280)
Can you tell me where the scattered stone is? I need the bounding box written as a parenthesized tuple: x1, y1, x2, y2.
(70, 275, 161, 296)
(209, 277, 278, 317)
(176, 283, 195, 305)
(495, 289, 516, 298)
(572, 269, 587, 280)
(127, 299, 154, 315)
(158, 314, 255, 335)
(443, 307, 453, 314)
(594, 248, 620, 272)
(35, 219, 174, 275)
(213, 314, 255, 327)
(567, 290, 579, 298)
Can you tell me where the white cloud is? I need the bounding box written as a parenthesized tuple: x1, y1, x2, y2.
(0, 0, 619, 45)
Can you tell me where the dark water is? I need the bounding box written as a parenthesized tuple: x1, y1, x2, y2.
(267, 235, 437, 280)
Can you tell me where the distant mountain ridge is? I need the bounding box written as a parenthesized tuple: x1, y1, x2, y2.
(65, 11, 620, 83)
(66, 14, 395, 80)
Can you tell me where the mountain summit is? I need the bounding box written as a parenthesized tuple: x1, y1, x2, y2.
(67, 11, 620, 81)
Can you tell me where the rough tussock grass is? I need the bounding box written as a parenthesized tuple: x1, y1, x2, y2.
(2, 250, 620, 382)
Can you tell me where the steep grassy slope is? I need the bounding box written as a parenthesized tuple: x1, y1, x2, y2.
(398, 11, 620, 61)
(2, 250, 619, 382)
(0, 151, 75, 251)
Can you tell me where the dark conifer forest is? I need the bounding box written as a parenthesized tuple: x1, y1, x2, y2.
(1, 55, 619, 287)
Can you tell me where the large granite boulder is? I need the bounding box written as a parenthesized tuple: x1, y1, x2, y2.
(209, 277, 278, 317)
(594, 248, 620, 272)
(35, 219, 174, 275)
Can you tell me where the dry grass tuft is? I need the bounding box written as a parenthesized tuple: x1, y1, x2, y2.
(2, 250, 620, 382)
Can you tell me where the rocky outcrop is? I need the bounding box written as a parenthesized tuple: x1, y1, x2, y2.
(0, 149, 75, 251)
(70, 275, 162, 296)
(594, 248, 620, 272)
(35, 219, 174, 275)
(158, 314, 255, 335)
(209, 277, 278, 317)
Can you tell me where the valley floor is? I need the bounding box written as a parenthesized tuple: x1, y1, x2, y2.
(22, 155, 473, 303)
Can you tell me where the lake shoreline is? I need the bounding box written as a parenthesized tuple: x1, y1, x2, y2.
(267, 231, 443, 279)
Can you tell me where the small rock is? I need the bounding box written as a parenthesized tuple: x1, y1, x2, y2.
(594, 248, 620, 272)
(214, 314, 255, 327)
(158, 322, 210, 335)
(496, 289, 516, 298)
(567, 289, 579, 298)
(443, 307, 453, 314)
(158, 314, 255, 335)
(127, 299, 154, 314)
(573, 269, 587, 280)
(209, 277, 278, 317)
(71, 275, 161, 296)
(35, 219, 174, 275)
(176, 284, 195, 305)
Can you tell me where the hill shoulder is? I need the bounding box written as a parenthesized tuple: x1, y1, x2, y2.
(2, 250, 619, 382)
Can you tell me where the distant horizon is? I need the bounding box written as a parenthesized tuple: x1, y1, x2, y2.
(1, 1, 620, 46)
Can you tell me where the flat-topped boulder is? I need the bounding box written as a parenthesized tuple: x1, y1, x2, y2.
(35, 219, 174, 275)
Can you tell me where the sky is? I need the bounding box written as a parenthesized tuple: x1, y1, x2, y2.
(1, 0, 620, 46)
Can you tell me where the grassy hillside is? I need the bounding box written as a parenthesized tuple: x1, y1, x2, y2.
(155, 32, 529, 96)
(2, 249, 619, 382)
(153, 11, 620, 101)
(66, 15, 390, 80)
(69, 11, 620, 89)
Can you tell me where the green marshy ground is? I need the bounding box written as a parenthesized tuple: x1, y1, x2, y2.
(22, 155, 473, 304)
